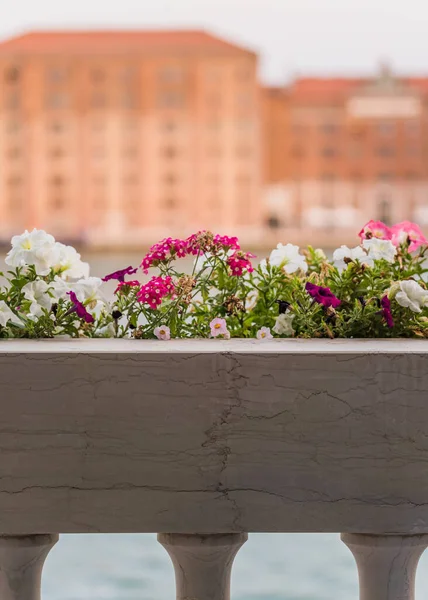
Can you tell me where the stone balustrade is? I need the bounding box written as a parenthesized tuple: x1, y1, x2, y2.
(0, 338, 427, 599)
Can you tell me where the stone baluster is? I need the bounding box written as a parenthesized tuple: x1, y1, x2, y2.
(0, 534, 58, 600)
(342, 533, 428, 600)
(158, 533, 247, 600)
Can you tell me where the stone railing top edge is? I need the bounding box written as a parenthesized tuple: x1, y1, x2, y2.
(0, 338, 427, 354)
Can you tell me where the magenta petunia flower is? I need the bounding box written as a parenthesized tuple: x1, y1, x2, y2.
(102, 266, 138, 283)
(305, 282, 341, 308)
(391, 221, 428, 253)
(67, 291, 94, 324)
(380, 295, 394, 328)
(358, 220, 392, 241)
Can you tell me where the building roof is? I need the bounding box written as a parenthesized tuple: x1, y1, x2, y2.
(0, 30, 256, 57)
(288, 76, 428, 104)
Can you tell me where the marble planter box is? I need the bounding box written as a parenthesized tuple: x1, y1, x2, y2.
(0, 338, 426, 535)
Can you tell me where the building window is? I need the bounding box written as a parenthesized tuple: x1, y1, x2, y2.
(119, 67, 136, 83)
(4, 67, 20, 83)
(47, 93, 69, 109)
(50, 147, 65, 159)
(291, 145, 304, 159)
(159, 66, 184, 83)
(5, 121, 20, 133)
(158, 92, 184, 108)
(377, 121, 396, 136)
(377, 146, 394, 157)
(163, 198, 177, 209)
(162, 120, 177, 132)
(163, 146, 178, 159)
(405, 121, 419, 137)
(91, 93, 107, 109)
(50, 175, 65, 188)
(50, 121, 65, 133)
(124, 174, 138, 186)
(7, 176, 22, 188)
(321, 123, 339, 134)
(321, 147, 337, 158)
(267, 215, 281, 229)
(91, 68, 106, 83)
(378, 172, 393, 182)
(406, 145, 419, 157)
(163, 173, 177, 185)
(5, 92, 20, 110)
(48, 67, 67, 83)
(7, 147, 21, 159)
(349, 143, 362, 158)
(121, 93, 137, 109)
(51, 197, 65, 210)
(378, 197, 391, 225)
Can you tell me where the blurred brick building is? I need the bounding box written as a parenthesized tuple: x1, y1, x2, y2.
(0, 30, 261, 245)
(263, 65, 428, 245)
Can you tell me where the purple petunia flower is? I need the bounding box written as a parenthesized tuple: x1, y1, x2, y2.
(102, 266, 138, 283)
(67, 291, 94, 324)
(305, 282, 341, 308)
(380, 295, 394, 328)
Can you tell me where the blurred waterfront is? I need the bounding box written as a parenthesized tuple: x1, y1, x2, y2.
(42, 533, 428, 600)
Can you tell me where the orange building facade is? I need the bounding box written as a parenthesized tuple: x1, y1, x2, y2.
(263, 66, 428, 245)
(0, 31, 261, 245)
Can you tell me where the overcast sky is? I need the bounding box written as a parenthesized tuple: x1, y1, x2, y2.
(1, 0, 427, 84)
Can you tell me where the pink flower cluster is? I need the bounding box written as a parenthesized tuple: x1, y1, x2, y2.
(141, 238, 188, 273)
(359, 220, 427, 253)
(227, 251, 255, 276)
(137, 276, 176, 309)
(141, 231, 241, 272)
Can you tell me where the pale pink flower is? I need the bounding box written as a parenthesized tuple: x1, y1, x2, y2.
(210, 317, 228, 338)
(391, 221, 428, 252)
(358, 220, 392, 241)
(256, 327, 273, 340)
(154, 325, 171, 340)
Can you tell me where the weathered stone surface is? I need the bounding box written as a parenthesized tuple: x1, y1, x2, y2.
(0, 339, 427, 533)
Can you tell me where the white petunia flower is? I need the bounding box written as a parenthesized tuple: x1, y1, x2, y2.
(22, 280, 54, 317)
(5, 229, 59, 276)
(53, 243, 90, 280)
(50, 276, 71, 300)
(314, 248, 327, 260)
(71, 277, 103, 304)
(273, 312, 295, 336)
(362, 238, 397, 264)
(245, 289, 259, 311)
(95, 323, 116, 338)
(267, 243, 308, 274)
(333, 245, 373, 272)
(0, 301, 20, 327)
(395, 280, 428, 313)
